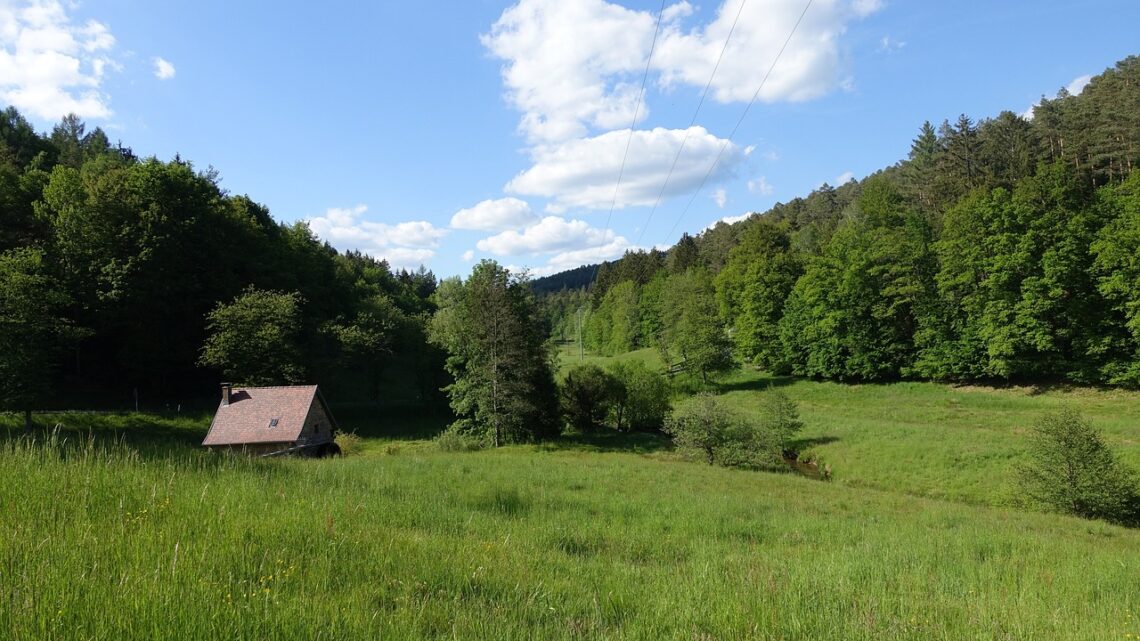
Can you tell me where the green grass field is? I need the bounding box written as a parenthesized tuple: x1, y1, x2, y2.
(3, 357, 1140, 639)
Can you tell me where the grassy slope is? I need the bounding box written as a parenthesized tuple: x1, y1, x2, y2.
(3, 360, 1140, 639)
(568, 346, 1140, 505)
(1, 434, 1138, 640)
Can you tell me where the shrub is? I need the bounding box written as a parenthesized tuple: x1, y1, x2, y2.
(1017, 409, 1139, 526)
(560, 364, 622, 432)
(607, 360, 672, 432)
(334, 430, 363, 456)
(435, 425, 487, 452)
(757, 388, 804, 453)
(664, 394, 781, 469)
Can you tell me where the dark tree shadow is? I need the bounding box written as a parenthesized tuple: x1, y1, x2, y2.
(332, 404, 451, 440)
(715, 373, 798, 393)
(542, 430, 673, 454)
(786, 435, 839, 452)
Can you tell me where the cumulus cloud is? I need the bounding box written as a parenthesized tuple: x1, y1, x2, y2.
(705, 211, 752, 230)
(506, 126, 746, 210)
(711, 188, 727, 208)
(476, 215, 617, 256)
(450, 197, 538, 231)
(1021, 72, 1093, 120)
(748, 175, 774, 195)
(651, 0, 876, 105)
(484, 0, 882, 144)
(835, 170, 855, 185)
(305, 204, 448, 269)
(461, 249, 475, 261)
(153, 56, 175, 80)
(481, 0, 656, 144)
(0, 0, 117, 120)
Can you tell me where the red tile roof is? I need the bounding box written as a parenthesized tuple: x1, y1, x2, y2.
(202, 385, 335, 446)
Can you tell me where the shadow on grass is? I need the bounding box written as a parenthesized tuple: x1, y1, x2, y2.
(715, 372, 797, 394)
(332, 404, 451, 441)
(786, 435, 839, 451)
(1, 411, 211, 448)
(541, 430, 673, 454)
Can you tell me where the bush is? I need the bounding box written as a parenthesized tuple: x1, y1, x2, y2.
(560, 364, 622, 432)
(333, 430, 364, 456)
(757, 388, 804, 453)
(1017, 409, 1139, 526)
(607, 360, 672, 432)
(435, 424, 487, 452)
(664, 394, 781, 469)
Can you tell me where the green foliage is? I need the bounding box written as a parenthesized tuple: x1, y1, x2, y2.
(780, 178, 935, 381)
(664, 394, 780, 469)
(199, 287, 306, 386)
(429, 261, 560, 446)
(584, 280, 639, 355)
(606, 360, 671, 432)
(435, 425, 488, 451)
(1091, 171, 1140, 384)
(915, 163, 1105, 381)
(659, 270, 734, 384)
(715, 219, 801, 371)
(756, 388, 804, 452)
(559, 364, 622, 432)
(0, 248, 81, 426)
(1017, 409, 1139, 525)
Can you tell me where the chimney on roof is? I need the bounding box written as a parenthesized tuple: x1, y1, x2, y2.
(221, 383, 232, 405)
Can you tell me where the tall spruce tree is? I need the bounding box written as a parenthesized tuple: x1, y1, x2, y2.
(429, 261, 559, 445)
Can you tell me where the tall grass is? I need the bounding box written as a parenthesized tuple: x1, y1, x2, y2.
(2, 432, 1138, 640)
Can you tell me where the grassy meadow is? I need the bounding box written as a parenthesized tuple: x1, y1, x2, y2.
(3, 358, 1140, 639)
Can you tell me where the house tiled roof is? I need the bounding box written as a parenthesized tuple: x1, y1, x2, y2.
(202, 385, 332, 446)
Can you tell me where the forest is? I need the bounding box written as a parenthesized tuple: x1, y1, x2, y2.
(539, 56, 1140, 387)
(0, 110, 445, 419)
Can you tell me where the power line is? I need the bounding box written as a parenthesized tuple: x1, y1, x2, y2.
(661, 0, 814, 245)
(633, 0, 749, 248)
(587, 0, 668, 284)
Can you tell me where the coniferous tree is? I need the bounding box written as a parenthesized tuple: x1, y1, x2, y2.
(429, 261, 559, 446)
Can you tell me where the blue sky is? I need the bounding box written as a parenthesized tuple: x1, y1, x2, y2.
(2, 0, 1138, 277)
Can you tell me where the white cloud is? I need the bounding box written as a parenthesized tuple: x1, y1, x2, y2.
(879, 35, 905, 52)
(0, 0, 117, 120)
(711, 188, 727, 208)
(705, 211, 752, 230)
(461, 249, 475, 261)
(545, 238, 634, 271)
(450, 197, 538, 231)
(748, 175, 774, 195)
(506, 126, 747, 210)
(1022, 72, 1092, 120)
(153, 56, 175, 80)
(761, 149, 780, 162)
(1065, 74, 1092, 96)
(305, 204, 448, 269)
(481, 0, 656, 144)
(651, 0, 881, 104)
(484, 0, 881, 144)
(835, 170, 855, 185)
(477, 215, 616, 256)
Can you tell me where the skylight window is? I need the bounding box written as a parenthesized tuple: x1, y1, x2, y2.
(268, 418, 280, 428)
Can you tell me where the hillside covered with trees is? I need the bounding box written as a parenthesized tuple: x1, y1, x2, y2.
(538, 56, 1140, 386)
(0, 110, 444, 418)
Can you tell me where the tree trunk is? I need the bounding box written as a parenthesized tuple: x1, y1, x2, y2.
(24, 409, 33, 432)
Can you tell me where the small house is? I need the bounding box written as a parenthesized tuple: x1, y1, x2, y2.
(202, 384, 340, 456)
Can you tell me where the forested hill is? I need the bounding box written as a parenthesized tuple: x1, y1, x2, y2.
(542, 55, 1140, 386)
(1, 111, 444, 409)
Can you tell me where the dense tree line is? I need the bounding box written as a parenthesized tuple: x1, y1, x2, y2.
(539, 56, 1140, 387)
(0, 106, 442, 413)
